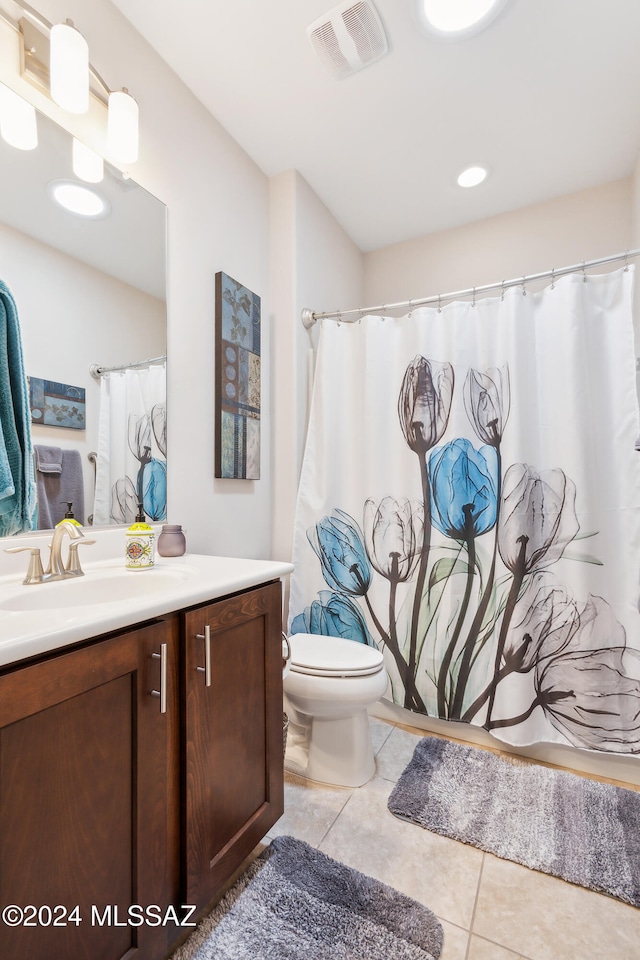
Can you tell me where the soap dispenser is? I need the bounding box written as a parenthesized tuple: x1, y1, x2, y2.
(125, 503, 156, 570)
(56, 502, 82, 528)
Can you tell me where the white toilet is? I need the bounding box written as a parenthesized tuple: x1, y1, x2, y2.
(283, 632, 389, 788)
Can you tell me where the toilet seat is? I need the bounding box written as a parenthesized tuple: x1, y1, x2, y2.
(284, 633, 390, 787)
(289, 633, 384, 678)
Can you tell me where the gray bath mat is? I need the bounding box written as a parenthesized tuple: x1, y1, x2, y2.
(388, 736, 640, 907)
(170, 834, 443, 959)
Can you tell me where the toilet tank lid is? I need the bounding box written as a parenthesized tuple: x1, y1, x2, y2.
(289, 633, 384, 673)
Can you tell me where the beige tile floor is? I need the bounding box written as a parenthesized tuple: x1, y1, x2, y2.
(265, 718, 640, 960)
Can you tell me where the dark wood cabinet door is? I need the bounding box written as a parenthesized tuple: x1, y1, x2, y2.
(0, 618, 180, 960)
(183, 581, 284, 911)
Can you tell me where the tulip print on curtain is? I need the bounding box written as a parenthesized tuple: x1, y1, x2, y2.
(288, 268, 640, 752)
(93, 363, 167, 525)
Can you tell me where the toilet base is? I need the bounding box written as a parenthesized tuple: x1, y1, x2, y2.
(284, 704, 375, 788)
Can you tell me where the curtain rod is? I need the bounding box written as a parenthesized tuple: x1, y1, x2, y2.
(89, 355, 166, 379)
(300, 248, 640, 328)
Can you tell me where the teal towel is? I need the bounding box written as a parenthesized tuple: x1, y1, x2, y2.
(0, 279, 36, 535)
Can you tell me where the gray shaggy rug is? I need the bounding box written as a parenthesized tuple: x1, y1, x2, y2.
(388, 736, 640, 907)
(171, 835, 443, 959)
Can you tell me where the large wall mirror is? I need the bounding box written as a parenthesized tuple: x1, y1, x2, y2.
(0, 91, 167, 534)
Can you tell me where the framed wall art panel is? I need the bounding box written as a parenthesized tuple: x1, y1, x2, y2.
(214, 271, 261, 479)
(28, 377, 86, 430)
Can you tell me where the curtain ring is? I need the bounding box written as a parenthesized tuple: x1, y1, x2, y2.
(408, 298, 413, 318)
(624, 249, 629, 272)
(472, 287, 476, 308)
(582, 260, 587, 283)
(438, 294, 442, 313)
(521, 276, 527, 296)
(337, 311, 342, 326)
(551, 268, 555, 290)
(501, 281, 505, 302)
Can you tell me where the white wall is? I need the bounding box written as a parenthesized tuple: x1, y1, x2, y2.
(0, 221, 164, 523)
(365, 178, 632, 311)
(270, 170, 364, 570)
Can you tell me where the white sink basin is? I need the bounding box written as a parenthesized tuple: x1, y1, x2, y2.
(0, 566, 191, 611)
(0, 550, 294, 670)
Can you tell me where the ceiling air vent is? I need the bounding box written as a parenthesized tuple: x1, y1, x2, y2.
(307, 1, 388, 80)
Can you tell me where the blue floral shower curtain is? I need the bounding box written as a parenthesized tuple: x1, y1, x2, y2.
(288, 268, 640, 753)
(93, 364, 167, 525)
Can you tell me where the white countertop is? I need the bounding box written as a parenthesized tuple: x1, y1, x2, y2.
(0, 552, 294, 668)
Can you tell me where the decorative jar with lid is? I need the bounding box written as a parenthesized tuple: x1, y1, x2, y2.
(157, 524, 186, 557)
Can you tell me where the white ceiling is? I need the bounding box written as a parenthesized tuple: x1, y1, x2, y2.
(108, 0, 640, 253)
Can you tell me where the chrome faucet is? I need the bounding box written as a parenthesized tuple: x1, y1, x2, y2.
(5, 521, 96, 584)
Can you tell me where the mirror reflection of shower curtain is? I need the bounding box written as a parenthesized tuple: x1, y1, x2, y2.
(289, 267, 640, 754)
(93, 364, 167, 526)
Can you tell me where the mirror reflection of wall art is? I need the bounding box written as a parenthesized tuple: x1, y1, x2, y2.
(214, 271, 261, 479)
(28, 377, 86, 430)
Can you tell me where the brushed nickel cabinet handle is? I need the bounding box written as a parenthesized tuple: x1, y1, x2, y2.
(151, 642, 167, 713)
(195, 625, 212, 687)
(282, 631, 291, 669)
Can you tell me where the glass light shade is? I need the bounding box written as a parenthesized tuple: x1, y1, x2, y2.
(0, 84, 37, 150)
(48, 180, 110, 218)
(108, 89, 139, 164)
(50, 21, 89, 114)
(72, 138, 104, 183)
(457, 164, 488, 187)
(419, 0, 508, 37)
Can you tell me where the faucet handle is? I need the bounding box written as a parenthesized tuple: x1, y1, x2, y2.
(4, 546, 45, 584)
(65, 539, 97, 576)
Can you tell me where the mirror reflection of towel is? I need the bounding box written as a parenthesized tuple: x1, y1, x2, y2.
(34, 446, 84, 528)
(34, 444, 62, 474)
(0, 279, 37, 534)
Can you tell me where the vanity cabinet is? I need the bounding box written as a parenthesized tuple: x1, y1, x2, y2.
(0, 578, 284, 960)
(0, 616, 181, 960)
(183, 580, 284, 911)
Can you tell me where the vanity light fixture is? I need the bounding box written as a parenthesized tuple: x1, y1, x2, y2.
(0, 81, 37, 150)
(108, 89, 139, 165)
(49, 19, 89, 114)
(417, 0, 509, 39)
(48, 179, 110, 219)
(0, 2, 140, 165)
(457, 164, 489, 188)
(72, 137, 104, 183)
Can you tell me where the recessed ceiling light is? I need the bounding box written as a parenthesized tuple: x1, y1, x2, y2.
(418, 0, 508, 39)
(457, 165, 489, 188)
(47, 179, 110, 218)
